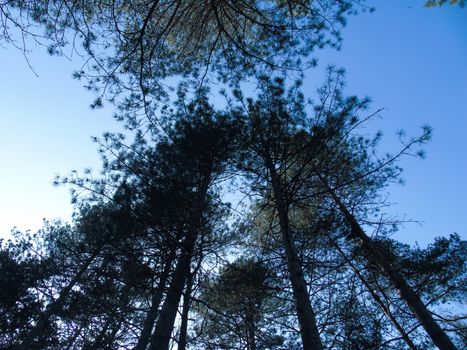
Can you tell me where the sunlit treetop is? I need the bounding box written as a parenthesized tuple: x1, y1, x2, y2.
(0, 1, 369, 126)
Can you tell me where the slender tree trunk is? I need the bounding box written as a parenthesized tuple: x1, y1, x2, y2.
(148, 179, 210, 350)
(85, 309, 127, 350)
(178, 266, 194, 350)
(133, 248, 176, 350)
(246, 313, 257, 350)
(148, 230, 198, 350)
(330, 236, 419, 350)
(327, 186, 458, 350)
(19, 248, 101, 350)
(267, 160, 323, 350)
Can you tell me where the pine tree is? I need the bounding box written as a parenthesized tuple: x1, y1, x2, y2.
(194, 258, 287, 350)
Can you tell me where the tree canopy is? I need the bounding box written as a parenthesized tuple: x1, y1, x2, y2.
(0, 0, 371, 127)
(2, 76, 465, 349)
(0, 2, 465, 350)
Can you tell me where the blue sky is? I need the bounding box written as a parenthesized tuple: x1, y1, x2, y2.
(308, 0, 467, 246)
(0, 0, 465, 246)
(0, 46, 123, 237)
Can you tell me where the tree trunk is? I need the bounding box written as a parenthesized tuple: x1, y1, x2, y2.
(105, 311, 127, 348)
(148, 230, 198, 350)
(267, 160, 323, 350)
(148, 179, 210, 350)
(246, 313, 257, 350)
(328, 187, 458, 350)
(133, 248, 176, 350)
(88, 317, 112, 350)
(178, 266, 194, 350)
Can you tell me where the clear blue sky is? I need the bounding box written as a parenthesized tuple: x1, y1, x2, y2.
(0, 0, 465, 246)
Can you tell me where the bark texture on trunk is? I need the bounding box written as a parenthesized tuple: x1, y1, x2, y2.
(277, 214, 323, 350)
(267, 161, 323, 350)
(329, 188, 457, 350)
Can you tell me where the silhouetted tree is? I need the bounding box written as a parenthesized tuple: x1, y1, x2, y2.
(194, 258, 286, 350)
(0, 235, 51, 349)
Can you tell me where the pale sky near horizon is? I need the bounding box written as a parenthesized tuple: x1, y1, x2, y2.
(0, 0, 466, 247)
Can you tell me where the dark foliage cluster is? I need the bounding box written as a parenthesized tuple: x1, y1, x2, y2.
(1, 77, 465, 350)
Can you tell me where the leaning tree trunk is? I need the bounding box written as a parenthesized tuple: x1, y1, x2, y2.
(327, 186, 458, 350)
(148, 230, 198, 350)
(133, 247, 176, 350)
(267, 160, 323, 350)
(105, 309, 127, 349)
(88, 317, 112, 350)
(148, 179, 210, 350)
(64, 324, 85, 350)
